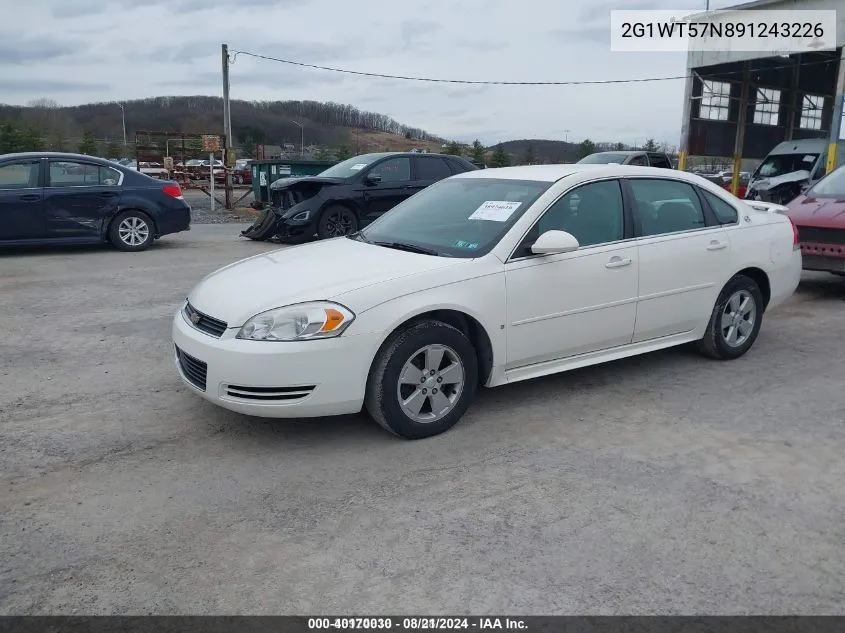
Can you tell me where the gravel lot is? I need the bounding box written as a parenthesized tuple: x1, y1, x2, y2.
(183, 188, 258, 224)
(1, 224, 844, 615)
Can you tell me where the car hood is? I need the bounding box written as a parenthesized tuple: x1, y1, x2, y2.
(785, 195, 845, 227)
(748, 169, 810, 191)
(269, 175, 346, 190)
(187, 237, 466, 327)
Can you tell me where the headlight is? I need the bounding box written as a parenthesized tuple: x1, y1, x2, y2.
(236, 301, 355, 341)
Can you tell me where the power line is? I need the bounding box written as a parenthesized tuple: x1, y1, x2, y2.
(229, 49, 837, 87)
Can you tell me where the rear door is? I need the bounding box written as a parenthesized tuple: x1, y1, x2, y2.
(44, 160, 123, 239)
(0, 159, 45, 240)
(626, 177, 733, 343)
(359, 156, 413, 223)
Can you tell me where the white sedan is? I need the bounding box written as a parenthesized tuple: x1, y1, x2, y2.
(173, 164, 801, 439)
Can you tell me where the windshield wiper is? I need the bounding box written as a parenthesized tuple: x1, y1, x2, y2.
(373, 240, 444, 256)
(347, 231, 372, 243)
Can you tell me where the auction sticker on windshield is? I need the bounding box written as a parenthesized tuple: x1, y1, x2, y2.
(349, 163, 369, 171)
(468, 200, 522, 222)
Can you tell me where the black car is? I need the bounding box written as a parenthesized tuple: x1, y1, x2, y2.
(242, 152, 478, 243)
(0, 152, 191, 252)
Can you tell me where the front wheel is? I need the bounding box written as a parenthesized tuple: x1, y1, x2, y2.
(317, 205, 358, 239)
(365, 320, 478, 439)
(109, 210, 154, 252)
(697, 274, 764, 360)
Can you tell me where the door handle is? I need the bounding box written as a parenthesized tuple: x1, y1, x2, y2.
(99, 192, 119, 197)
(19, 194, 40, 202)
(707, 241, 728, 251)
(605, 256, 632, 269)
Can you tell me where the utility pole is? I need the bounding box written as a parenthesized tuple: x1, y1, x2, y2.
(117, 102, 126, 151)
(290, 120, 304, 157)
(222, 43, 233, 210)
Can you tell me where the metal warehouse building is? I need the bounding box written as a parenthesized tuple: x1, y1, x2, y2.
(677, 0, 845, 192)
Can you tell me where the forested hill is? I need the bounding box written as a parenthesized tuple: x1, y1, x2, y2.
(0, 96, 445, 152)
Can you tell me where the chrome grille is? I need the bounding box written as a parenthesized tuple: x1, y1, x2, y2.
(184, 302, 227, 338)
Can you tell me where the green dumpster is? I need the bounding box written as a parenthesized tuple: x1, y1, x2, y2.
(251, 159, 337, 204)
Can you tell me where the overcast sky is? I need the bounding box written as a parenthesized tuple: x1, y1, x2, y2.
(5, 0, 744, 146)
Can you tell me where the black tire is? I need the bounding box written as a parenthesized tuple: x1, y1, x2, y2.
(317, 205, 358, 239)
(240, 206, 277, 241)
(108, 210, 155, 252)
(365, 320, 478, 439)
(697, 274, 764, 360)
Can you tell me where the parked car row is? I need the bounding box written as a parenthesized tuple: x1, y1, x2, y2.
(3, 146, 841, 440)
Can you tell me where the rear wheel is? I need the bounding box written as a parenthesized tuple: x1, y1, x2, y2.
(697, 274, 764, 360)
(317, 205, 358, 239)
(109, 210, 154, 252)
(365, 320, 478, 439)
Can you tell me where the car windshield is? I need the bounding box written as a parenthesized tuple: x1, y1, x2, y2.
(754, 153, 818, 179)
(577, 153, 628, 164)
(808, 165, 845, 198)
(355, 177, 551, 258)
(318, 154, 382, 178)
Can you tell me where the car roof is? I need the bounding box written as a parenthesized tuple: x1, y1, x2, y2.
(768, 139, 845, 155)
(0, 151, 115, 166)
(356, 151, 469, 160)
(454, 163, 691, 183)
(588, 150, 644, 156)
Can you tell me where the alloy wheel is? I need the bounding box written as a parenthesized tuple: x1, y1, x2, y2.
(118, 216, 150, 247)
(721, 289, 756, 347)
(396, 344, 465, 423)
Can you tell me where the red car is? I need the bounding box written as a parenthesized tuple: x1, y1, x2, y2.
(231, 159, 252, 185)
(785, 165, 845, 276)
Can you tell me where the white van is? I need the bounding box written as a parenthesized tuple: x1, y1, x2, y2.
(746, 138, 845, 204)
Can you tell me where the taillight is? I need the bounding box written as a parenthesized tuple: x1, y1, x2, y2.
(162, 184, 184, 200)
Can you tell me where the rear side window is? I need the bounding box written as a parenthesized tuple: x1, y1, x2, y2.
(48, 161, 120, 187)
(0, 161, 39, 189)
(701, 189, 738, 224)
(649, 154, 672, 169)
(629, 178, 706, 236)
(446, 158, 473, 174)
(416, 156, 452, 181)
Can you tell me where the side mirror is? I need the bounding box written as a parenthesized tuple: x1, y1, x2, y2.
(530, 230, 580, 255)
(365, 173, 382, 184)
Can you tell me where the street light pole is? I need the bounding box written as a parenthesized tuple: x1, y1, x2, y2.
(290, 120, 304, 157)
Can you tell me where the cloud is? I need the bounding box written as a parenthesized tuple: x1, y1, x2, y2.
(0, 35, 78, 64)
(0, 78, 110, 92)
(4, 0, 744, 147)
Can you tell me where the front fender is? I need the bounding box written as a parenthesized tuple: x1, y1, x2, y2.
(344, 272, 507, 386)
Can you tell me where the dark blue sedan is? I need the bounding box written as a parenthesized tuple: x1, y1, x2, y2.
(0, 152, 191, 251)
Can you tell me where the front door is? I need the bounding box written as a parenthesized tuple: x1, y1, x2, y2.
(0, 159, 44, 240)
(44, 160, 122, 239)
(626, 177, 733, 342)
(359, 156, 413, 224)
(505, 179, 639, 370)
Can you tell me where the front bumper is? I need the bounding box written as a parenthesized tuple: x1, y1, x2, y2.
(799, 243, 845, 272)
(172, 309, 379, 418)
(275, 208, 318, 241)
